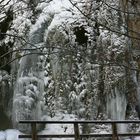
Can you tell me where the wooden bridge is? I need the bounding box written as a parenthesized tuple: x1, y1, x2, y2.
(19, 120, 140, 140)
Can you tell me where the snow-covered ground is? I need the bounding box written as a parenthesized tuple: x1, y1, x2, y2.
(0, 130, 20, 140)
(0, 113, 76, 140)
(1, 130, 140, 140)
(40, 113, 77, 140)
(126, 137, 140, 140)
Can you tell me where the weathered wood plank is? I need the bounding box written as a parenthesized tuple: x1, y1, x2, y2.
(31, 123, 37, 140)
(19, 120, 140, 124)
(74, 123, 80, 140)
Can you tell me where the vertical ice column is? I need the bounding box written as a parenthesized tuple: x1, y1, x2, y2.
(12, 19, 49, 132)
(107, 85, 127, 133)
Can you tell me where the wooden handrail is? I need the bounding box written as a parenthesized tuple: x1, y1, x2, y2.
(19, 120, 140, 140)
(74, 123, 80, 140)
(31, 123, 37, 140)
(112, 123, 119, 140)
(19, 133, 140, 138)
(19, 120, 140, 123)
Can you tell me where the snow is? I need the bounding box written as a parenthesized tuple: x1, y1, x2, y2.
(32, 0, 73, 33)
(44, 75, 51, 86)
(125, 137, 140, 140)
(0, 132, 5, 140)
(0, 129, 140, 140)
(35, 0, 80, 38)
(0, 114, 75, 140)
(40, 113, 77, 140)
(0, 0, 14, 9)
(0, 130, 20, 140)
(135, 137, 140, 140)
(37, 0, 72, 14)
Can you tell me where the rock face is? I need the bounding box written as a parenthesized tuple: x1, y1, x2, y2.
(0, 71, 13, 130)
(0, 8, 13, 130)
(0, 7, 13, 40)
(121, 0, 140, 118)
(0, 106, 12, 130)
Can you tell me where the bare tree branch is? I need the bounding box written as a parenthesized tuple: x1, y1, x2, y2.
(68, 0, 140, 41)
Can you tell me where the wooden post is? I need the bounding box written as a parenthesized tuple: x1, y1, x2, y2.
(112, 123, 119, 140)
(74, 123, 80, 140)
(31, 123, 37, 140)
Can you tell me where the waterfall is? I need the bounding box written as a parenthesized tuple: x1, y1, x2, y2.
(12, 18, 51, 132)
(107, 80, 127, 132)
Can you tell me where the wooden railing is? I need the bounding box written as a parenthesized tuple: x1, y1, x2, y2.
(19, 120, 140, 140)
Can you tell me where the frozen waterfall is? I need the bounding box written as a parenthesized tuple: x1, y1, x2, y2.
(107, 81, 127, 133)
(12, 18, 51, 132)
